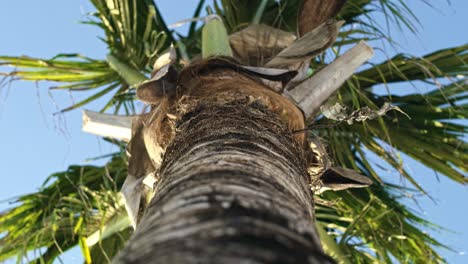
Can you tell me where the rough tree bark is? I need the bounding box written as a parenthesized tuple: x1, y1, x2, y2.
(113, 63, 333, 263)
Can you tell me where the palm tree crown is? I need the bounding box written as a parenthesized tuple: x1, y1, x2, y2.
(0, 0, 466, 263)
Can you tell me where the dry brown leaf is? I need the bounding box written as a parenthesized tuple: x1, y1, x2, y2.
(122, 115, 156, 228)
(136, 65, 178, 104)
(266, 20, 344, 67)
(298, 0, 348, 36)
(229, 24, 296, 66)
(318, 167, 373, 193)
(320, 102, 410, 124)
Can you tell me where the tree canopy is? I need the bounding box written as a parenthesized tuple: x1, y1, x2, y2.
(0, 0, 466, 263)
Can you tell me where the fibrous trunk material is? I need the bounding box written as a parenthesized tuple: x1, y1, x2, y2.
(115, 99, 332, 263)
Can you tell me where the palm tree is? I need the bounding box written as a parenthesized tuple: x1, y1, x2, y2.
(1, 0, 466, 263)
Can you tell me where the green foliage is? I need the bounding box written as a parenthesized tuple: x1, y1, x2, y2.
(0, 0, 172, 113)
(317, 184, 449, 263)
(214, 0, 300, 33)
(0, 54, 115, 87)
(313, 42, 466, 263)
(0, 154, 128, 263)
(0, 54, 121, 113)
(86, 0, 172, 70)
(339, 0, 421, 43)
(201, 15, 233, 58)
(0, 0, 466, 263)
(355, 44, 468, 87)
(314, 78, 466, 262)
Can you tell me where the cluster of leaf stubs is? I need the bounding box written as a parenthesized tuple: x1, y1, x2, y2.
(123, 0, 375, 228)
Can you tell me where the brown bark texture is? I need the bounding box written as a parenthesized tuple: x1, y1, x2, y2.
(114, 58, 333, 263)
(114, 64, 333, 263)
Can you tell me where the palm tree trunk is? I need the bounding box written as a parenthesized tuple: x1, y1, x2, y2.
(114, 99, 332, 263)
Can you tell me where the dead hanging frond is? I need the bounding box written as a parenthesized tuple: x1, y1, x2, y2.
(265, 19, 344, 67)
(320, 102, 410, 125)
(307, 136, 373, 195)
(298, 0, 347, 37)
(229, 24, 296, 66)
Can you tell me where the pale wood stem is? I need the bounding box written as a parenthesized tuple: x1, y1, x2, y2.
(285, 41, 374, 118)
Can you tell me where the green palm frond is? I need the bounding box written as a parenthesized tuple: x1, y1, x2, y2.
(0, 54, 125, 113)
(354, 44, 467, 88)
(215, 0, 425, 42)
(86, 0, 172, 70)
(313, 49, 466, 263)
(372, 82, 467, 183)
(317, 184, 448, 263)
(0, 0, 466, 263)
(0, 54, 117, 90)
(312, 43, 466, 192)
(318, 94, 466, 191)
(0, 154, 129, 263)
(302, 3, 466, 259)
(339, 0, 423, 45)
(0, 0, 172, 113)
(214, 0, 300, 33)
(177, 1, 205, 57)
(87, 229, 132, 264)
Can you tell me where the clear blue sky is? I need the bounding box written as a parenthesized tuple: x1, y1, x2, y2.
(0, 1, 467, 263)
